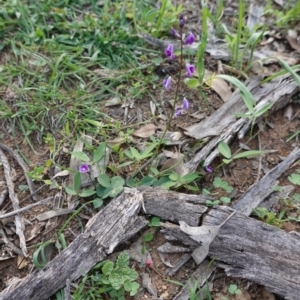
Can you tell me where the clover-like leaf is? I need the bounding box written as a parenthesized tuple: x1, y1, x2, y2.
(102, 261, 114, 275)
(116, 252, 129, 269)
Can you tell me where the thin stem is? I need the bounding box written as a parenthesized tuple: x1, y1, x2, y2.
(150, 28, 184, 170)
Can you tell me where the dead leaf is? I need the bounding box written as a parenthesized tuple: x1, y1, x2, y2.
(17, 255, 28, 269)
(286, 30, 300, 53)
(157, 251, 173, 267)
(142, 273, 157, 297)
(133, 124, 157, 138)
(204, 70, 232, 102)
(179, 211, 236, 265)
(105, 96, 122, 107)
(51, 170, 70, 179)
(284, 105, 293, 120)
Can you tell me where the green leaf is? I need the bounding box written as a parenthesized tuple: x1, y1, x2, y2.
(70, 151, 90, 162)
(223, 158, 233, 164)
(124, 281, 132, 292)
(79, 189, 96, 197)
(116, 252, 129, 269)
(93, 198, 103, 209)
(288, 173, 300, 185)
(150, 167, 159, 175)
(162, 181, 177, 189)
(122, 267, 138, 282)
(139, 176, 157, 186)
(228, 284, 238, 294)
(277, 57, 300, 86)
(216, 75, 256, 113)
(169, 172, 179, 181)
(202, 189, 211, 195)
(65, 186, 78, 195)
(232, 150, 265, 160)
(129, 147, 141, 160)
(184, 78, 199, 89)
(213, 177, 223, 188)
(109, 176, 125, 197)
(74, 172, 81, 192)
(32, 242, 53, 268)
(253, 103, 274, 118)
(97, 173, 111, 188)
(150, 216, 161, 227)
(218, 141, 231, 159)
(235, 289, 242, 295)
(96, 185, 106, 197)
(141, 143, 157, 158)
(220, 196, 231, 204)
(102, 261, 114, 275)
(143, 233, 154, 242)
(93, 142, 106, 163)
(180, 172, 199, 183)
(186, 185, 200, 192)
(129, 282, 139, 296)
(109, 272, 123, 290)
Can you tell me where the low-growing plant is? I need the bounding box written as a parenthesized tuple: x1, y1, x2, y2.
(73, 252, 139, 300)
(218, 141, 265, 165)
(228, 284, 242, 295)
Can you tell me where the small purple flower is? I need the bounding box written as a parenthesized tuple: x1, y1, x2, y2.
(179, 14, 185, 28)
(205, 165, 213, 173)
(181, 97, 190, 110)
(163, 76, 172, 90)
(174, 98, 190, 118)
(164, 44, 175, 59)
(78, 163, 90, 173)
(174, 108, 182, 117)
(171, 28, 180, 38)
(186, 63, 195, 77)
(185, 32, 195, 45)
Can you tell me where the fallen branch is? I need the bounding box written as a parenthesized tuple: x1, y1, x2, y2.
(0, 142, 37, 201)
(0, 148, 27, 257)
(0, 188, 147, 300)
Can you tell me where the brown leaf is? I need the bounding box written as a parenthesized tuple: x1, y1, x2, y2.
(204, 70, 232, 102)
(133, 124, 157, 138)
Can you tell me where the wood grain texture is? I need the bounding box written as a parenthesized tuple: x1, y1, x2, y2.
(204, 207, 300, 300)
(140, 187, 209, 226)
(0, 189, 147, 300)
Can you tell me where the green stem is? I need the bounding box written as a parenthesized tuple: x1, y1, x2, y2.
(150, 27, 184, 170)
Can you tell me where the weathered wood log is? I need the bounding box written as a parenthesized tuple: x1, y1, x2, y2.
(173, 260, 216, 300)
(0, 189, 147, 300)
(184, 75, 299, 170)
(140, 187, 209, 226)
(233, 147, 300, 215)
(161, 207, 300, 300)
(204, 207, 300, 300)
(0, 179, 300, 300)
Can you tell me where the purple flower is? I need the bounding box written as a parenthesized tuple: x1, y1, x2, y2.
(174, 108, 182, 117)
(78, 163, 90, 173)
(179, 14, 185, 28)
(181, 97, 190, 110)
(163, 76, 172, 90)
(164, 44, 175, 59)
(205, 165, 213, 173)
(186, 63, 195, 77)
(174, 98, 190, 118)
(171, 28, 180, 38)
(185, 32, 195, 45)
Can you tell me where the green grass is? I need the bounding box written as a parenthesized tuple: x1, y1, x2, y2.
(0, 0, 167, 149)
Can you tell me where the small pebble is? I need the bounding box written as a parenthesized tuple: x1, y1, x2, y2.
(160, 291, 169, 298)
